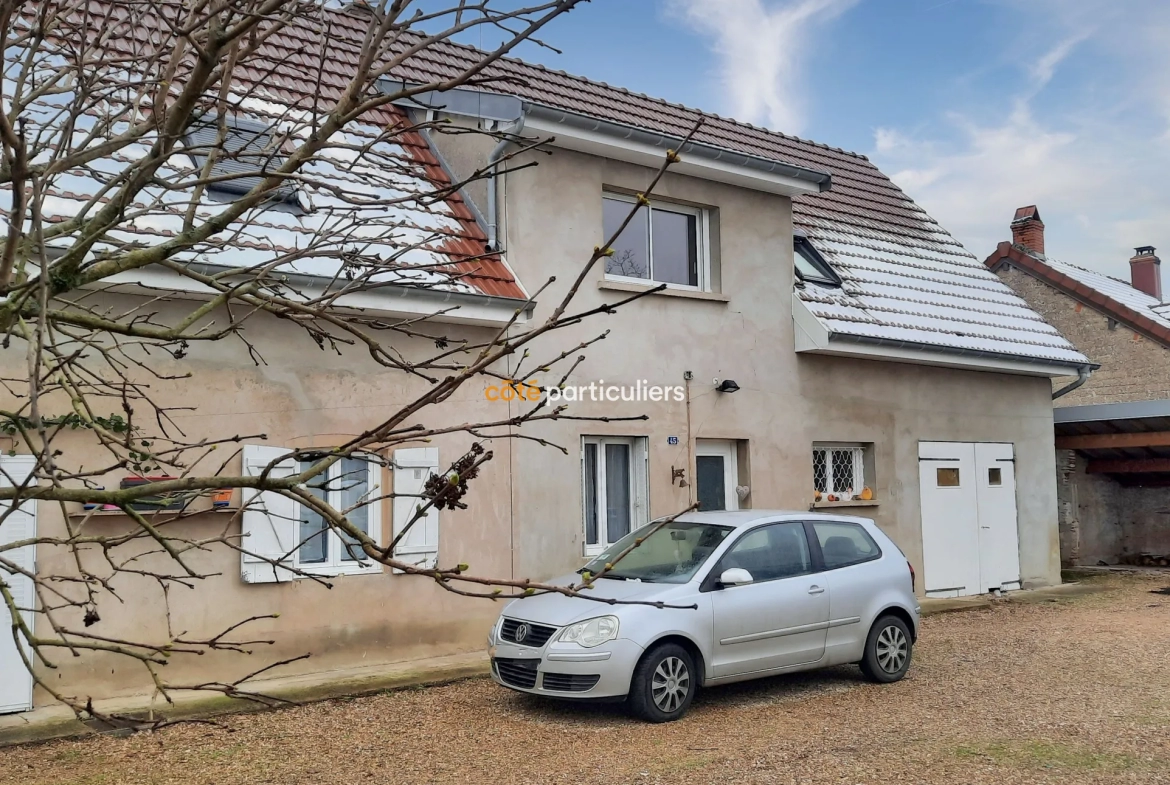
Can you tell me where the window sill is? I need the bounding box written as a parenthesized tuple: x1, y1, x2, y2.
(599, 280, 730, 303)
(810, 500, 879, 509)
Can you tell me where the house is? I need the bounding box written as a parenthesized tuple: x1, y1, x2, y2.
(1, 3, 1090, 718)
(985, 207, 1170, 568)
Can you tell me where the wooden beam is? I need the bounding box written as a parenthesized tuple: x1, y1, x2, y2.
(1056, 430, 1170, 450)
(1086, 458, 1170, 474)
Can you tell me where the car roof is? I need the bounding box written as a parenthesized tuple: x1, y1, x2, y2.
(670, 509, 875, 528)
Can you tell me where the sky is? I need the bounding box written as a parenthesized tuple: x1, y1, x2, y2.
(481, 0, 1170, 280)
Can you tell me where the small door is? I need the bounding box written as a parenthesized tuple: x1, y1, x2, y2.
(918, 442, 981, 597)
(919, 441, 1022, 597)
(709, 522, 828, 677)
(975, 443, 1021, 591)
(696, 439, 738, 512)
(0, 455, 36, 714)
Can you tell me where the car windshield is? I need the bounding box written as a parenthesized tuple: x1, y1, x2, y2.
(580, 521, 733, 583)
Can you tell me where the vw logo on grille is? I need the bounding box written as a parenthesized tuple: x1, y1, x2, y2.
(513, 623, 529, 643)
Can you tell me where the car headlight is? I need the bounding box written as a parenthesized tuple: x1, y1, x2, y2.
(557, 615, 619, 648)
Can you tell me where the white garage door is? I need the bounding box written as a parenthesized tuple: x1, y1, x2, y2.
(0, 455, 36, 714)
(918, 442, 1021, 598)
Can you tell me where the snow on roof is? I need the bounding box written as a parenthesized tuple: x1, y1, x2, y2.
(1, 9, 525, 302)
(1042, 257, 1170, 333)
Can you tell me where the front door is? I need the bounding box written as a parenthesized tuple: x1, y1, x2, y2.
(696, 439, 738, 512)
(919, 442, 1021, 597)
(0, 455, 37, 714)
(708, 522, 828, 678)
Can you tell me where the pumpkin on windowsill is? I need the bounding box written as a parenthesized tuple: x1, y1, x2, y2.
(814, 490, 822, 502)
(859, 486, 874, 501)
(826, 494, 839, 502)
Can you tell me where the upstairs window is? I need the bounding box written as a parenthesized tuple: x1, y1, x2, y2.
(794, 233, 841, 287)
(603, 193, 711, 290)
(185, 117, 298, 205)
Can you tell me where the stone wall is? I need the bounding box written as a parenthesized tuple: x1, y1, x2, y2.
(996, 266, 1170, 406)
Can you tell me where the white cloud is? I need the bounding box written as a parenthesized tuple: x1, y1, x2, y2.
(667, 0, 857, 135)
(871, 0, 1170, 278)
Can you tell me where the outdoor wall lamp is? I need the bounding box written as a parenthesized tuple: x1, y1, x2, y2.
(715, 379, 740, 393)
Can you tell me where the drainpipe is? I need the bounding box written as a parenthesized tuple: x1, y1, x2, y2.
(1052, 365, 1091, 400)
(486, 115, 525, 252)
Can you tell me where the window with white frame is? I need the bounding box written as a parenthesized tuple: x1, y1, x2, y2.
(602, 192, 710, 290)
(295, 457, 381, 573)
(239, 444, 382, 583)
(812, 444, 867, 500)
(583, 436, 649, 555)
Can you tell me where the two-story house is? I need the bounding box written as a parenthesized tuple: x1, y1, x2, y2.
(985, 207, 1170, 569)
(1, 5, 1090, 718)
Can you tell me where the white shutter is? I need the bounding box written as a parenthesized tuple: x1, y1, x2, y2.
(241, 444, 298, 584)
(393, 448, 440, 570)
(0, 455, 36, 713)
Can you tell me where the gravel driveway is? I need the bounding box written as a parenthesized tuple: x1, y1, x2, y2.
(3, 572, 1169, 785)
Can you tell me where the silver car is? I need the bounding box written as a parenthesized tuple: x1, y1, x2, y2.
(488, 511, 919, 722)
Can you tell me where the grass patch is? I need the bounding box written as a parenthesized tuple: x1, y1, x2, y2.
(955, 740, 1143, 772)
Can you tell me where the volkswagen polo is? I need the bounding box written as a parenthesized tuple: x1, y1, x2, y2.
(487, 511, 919, 722)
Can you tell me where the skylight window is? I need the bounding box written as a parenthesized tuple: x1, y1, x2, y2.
(794, 234, 841, 287)
(185, 117, 298, 205)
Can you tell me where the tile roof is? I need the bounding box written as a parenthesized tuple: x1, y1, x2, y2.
(367, 20, 1088, 367)
(3, 4, 526, 302)
(986, 242, 1170, 349)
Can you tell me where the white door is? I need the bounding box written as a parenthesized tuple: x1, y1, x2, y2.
(918, 442, 1021, 597)
(919, 442, 980, 597)
(696, 440, 738, 512)
(974, 443, 1021, 591)
(0, 455, 37, 714)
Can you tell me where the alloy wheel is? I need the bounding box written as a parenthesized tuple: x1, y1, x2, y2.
(875, 624, 908, 673)
(651, 655, 690, 712)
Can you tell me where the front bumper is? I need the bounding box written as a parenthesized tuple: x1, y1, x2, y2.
(487, 635, 645, 700)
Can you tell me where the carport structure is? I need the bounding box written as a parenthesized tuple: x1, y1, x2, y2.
(1055, 400, 1170, 566)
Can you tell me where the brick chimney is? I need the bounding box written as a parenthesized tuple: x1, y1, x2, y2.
(1010, 205, 1045, 256)
(1130, 246, 1162, 301)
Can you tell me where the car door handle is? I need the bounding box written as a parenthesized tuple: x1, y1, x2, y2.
(808, 585, 825, 595)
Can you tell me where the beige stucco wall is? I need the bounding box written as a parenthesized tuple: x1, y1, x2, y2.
(3, 299, 518, 707)
(488, 142, 1062, 589)
(4, 130, 1069, 711)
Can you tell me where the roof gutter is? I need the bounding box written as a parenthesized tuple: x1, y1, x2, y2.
(834, 332, 1094, 373)
(519, 103, 832, 195)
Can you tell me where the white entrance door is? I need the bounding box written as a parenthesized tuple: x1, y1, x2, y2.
(695, 440, 738, 512)
(918, 442, 1021, 597)
(975, 443, 1022, 592)
(0, 455, 36, 714)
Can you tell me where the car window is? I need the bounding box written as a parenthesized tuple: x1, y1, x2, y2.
(720, 522, 812, 582)
(812, 521, 881, 569)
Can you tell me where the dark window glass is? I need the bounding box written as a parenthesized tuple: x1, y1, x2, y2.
(604, 443, 631, 543)
(338, 457, 370, 562)
(793, 236, 840, 286)
(186, 120, 295, 202)
(722, 522, 812, 582)
(651, 208, 698, 286)
(584, 442, 599, 545)
(812, 449, 828, 493)
(603, 197, 649, 279)
(696, 455, 727, 512)
(298, 461, 329, 564)
(988, 467, 1002, 486)
(812, 521, 881, 569)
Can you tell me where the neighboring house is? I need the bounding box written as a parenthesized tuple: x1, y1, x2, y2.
(1, 6, 1093, 716)
(985, 207, 1170, 568)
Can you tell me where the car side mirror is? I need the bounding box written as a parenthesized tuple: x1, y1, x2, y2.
(719, 567, 753, 587)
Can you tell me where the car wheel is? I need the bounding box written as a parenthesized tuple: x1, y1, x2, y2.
(859, 615, 912, 683)
(627, 642, 697, 722)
